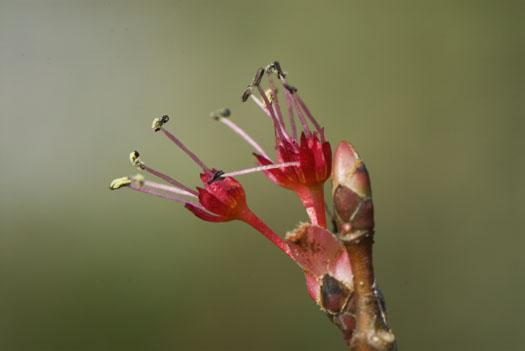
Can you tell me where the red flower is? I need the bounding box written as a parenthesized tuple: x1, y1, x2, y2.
(185, 170, 248, 222)
(217, 62, 332, 227)
(110, 117, 292, 257)
(108, 63, 387, 348)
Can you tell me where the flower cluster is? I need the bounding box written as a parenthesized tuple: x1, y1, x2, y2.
(109, 62, 397, 350)
(110, 62, 352, 310)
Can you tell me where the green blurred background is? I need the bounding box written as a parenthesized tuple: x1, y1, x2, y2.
(1, 1, 524, 350)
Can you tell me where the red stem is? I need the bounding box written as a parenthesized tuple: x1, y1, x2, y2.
(240, 209, 293, 259)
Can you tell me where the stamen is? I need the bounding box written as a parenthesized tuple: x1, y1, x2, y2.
(221, 162, 300, 178)
(109, 176, 132, 190)
(296, 95, 324, 140)
(284, 88, 310, 137)
(213, 114, 270, 159)
(267, 74, 286, 134)
(273, 61, 286, 79)
(241, 87, 252, 102)
(251, 67, 265, 87)
(284, 90, 298, 140)
(152, 115, 170, 132)
(129, 150, 145, 169)
(151, 116, 209, 171)
(129, 151, 198, 196)
(266, 61, 286, 79)
(142, 180, 197, 198)
(130, 181, 196, 205)
(283, 83, 298, 93)
(109, 174, 144, 190)
(255, 85, 289, 140)
(250, 95, 272, 118)
(268, 63, 313, 138)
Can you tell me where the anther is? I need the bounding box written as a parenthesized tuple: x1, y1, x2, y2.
(273, 61, 286, 78)
(283, 83, 298, 93)
(210, 107, 231, 120)
(241, 87, 252, 102)
(265, 63, 276, 74)
(266, 61, 286, 79)
(208, 170, 225, 184)
(109, 176, 131, 190)
(152, 115, 170, 132)
(129, 150, 145, 169)
(251, 67, 265, 87)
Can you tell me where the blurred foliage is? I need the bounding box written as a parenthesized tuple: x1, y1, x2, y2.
(1, 0, 524, 350)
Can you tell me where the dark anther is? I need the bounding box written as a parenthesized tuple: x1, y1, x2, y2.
(251, 67, 265, 86)
(208, 170, 225, 184)
(219, 108, 231, 117)
(161, 115, 169, 123)
(283, 83, 298, 93)
(273, 61, 286, 78)
(210, 108, 231, 120)
(241, 87, 252, 102)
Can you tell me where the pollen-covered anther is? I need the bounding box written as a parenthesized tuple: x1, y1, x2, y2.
(129, 150, 145, 169)
(152, 114, 170, 132)
(109, 176, 131, 190)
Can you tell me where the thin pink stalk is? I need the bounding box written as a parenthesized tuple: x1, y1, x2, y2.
(221, 162, 299, 178)
(267, 74, 286, 130)
(143, 165, 198, 196)
(217, 117, 270, 159)
(284, 91, 298, 140)
(161, 128, 209, 171)
(130, 182, 195, 205)
(296, 95, 324, 138)
(255, 85, 289, 141)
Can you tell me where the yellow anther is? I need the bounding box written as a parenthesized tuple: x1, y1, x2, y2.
(152, 115, 170, 132)
(129, 150, 145, 169)
(109, 176, 131, 190)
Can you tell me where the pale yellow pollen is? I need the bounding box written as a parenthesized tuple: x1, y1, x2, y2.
(109, 176, 131, 190)
(129, 150, 145, 169)
(151, 115, 169, 132)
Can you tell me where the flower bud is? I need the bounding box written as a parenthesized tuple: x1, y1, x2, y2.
(332, 141, 374, 238)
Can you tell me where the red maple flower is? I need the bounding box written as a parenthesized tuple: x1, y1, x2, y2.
(216, 62, 332, 227)
(110, 115, 293, 257)
(109, 63, 394, 349)
(109, 62, 351, 302)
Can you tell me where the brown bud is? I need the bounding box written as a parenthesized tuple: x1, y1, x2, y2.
(332, 141, 374, 237)
(320, 275, 352, 314)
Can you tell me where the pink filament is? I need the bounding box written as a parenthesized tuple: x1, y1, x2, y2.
(160, 128, 209, 171)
